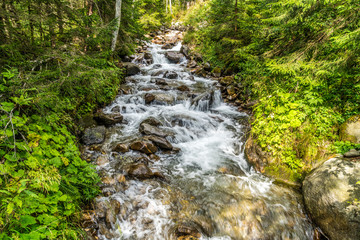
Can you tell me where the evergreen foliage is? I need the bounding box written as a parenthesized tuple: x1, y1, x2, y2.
(182, 0, 360, 181)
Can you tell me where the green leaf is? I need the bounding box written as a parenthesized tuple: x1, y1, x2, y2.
(20, 215, 37, 228)
(6, 202, 14, 214)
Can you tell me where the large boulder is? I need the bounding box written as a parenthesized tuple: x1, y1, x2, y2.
(83, 126, 106, 145)
(122, 62, 140, 76)
(340, 115, 360, 143)
(165, 51, 184, 63)
(153, 93, 175, 105)
(127, 163, 154, 179)
(164, 71, 178, 79)
(303, 158, 360, 240)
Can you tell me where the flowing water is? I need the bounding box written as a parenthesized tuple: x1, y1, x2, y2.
(92, 31, 314, 240)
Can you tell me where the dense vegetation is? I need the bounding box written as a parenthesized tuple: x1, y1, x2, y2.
(1, 0, 359, 238)
(182, 0, 360, 181)
(0, 0, 195, 238)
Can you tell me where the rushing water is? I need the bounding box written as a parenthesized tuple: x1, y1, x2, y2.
(93, 31, 314, 240)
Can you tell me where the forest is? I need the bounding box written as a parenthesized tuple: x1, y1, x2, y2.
(0, 0, 359, 239)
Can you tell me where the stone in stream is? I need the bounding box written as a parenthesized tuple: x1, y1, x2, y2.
(129, 140, 158, 154)
(164, 71, 178, 79)
(96, 155, 109, 166)
(83, 126, 106, 145)
(177, 85, 190, 92)
(140, 117, 163, 127)
(94, 112, 123, 126)
(144, 93, 155, 104)
(122, 62, 140, 76)
(144, 52, 153, 61)
(112, 143, 129, 153)
(139, 123, 168, 137)
(303, 157, 360, 240)
(127, 163, 154, 179)
(343, 148, 360, 157)
(187, 60, 197, 69)
(151, 70, 165, 77)
(165, 51, 184, 63)
(153, 93, 175, 105)
(162, 43, 174, 49)
(111, 106, 121, 113)
(180, 45, 190, 58)
(152, 64, 162, 69)
(144, 135, 173, 150)
(154, 78, 168, 85)
(204, 62, 211, 71)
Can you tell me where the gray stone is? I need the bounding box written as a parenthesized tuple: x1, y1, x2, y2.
(303, 158, 360, 240)
(180, 45, 190, 58)
(122, 62, 140, 76)
(165, 51, 184, 63)
(344, 149, 360, 158)
(83, 126, 106, 145)
(153, 93, 175, 105)
(140, 117, 162, 127)
(144, 93, 155, 104)
(144, 135, 173, 150)
(139, 123, 168, 137)
(164, 71, 178, 79)
(94, 112, 123, 126)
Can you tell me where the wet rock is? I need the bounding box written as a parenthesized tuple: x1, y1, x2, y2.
(127, 163, 154, 179)
(203, 62, 211, 71)
(122, 62, 140, 76)
(144, 93, 155, 104)
(144, 135, 173, 150)
(112, 143, 129, 153)
(162, 43, 174, 49)
(193, 52, 202, 62)
(106, 199, 121, 225)
(83, 126, 106, 145)
(154, 78, 168, 85)
(144, 52, 153, 60)
(99, 222, 114, 239)
(140, 117, 163, 127)
(151, 70, 165, 77)
(149, 154, 160, 161)
(344, 149, 360, 157)
(303, 157, 360, 240)
(102, 176, 116, 185)
(212, 67, 221, 78)
(177, 85, 190, 92)
(220, 76, 234, 86)
(130, 140, 158, 154)
(191, 90, 214, 107)
(165, 51, 184, 63)
(226, 85, 236, 96)
(94, 112, 123, 126)
(180, 45, 190, 58)
(122, 55, 132, 62)
(152, 64, 162, 69)
(140, 123, 168, 137)
(96, 155, 109, 166)
(153, 93, 175, 105)
(176, 223, 201, 238)
(111, 106, 121, 113)
(164, 71, 178, 79)
(187, 60, 197, 69)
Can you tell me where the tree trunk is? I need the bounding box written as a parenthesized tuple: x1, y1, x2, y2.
(234, 0, 238, 32)
(28, 1, 34, 44)
(165, 0, 168, 14)
(169, 0, 173, 15)
(111, 0, 122, 52)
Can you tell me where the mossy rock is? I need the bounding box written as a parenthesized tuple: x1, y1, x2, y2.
(339, 115, 360, 143)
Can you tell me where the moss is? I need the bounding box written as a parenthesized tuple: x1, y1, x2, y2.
(264, 164, 303, 187)
(212, 67, 221, 74)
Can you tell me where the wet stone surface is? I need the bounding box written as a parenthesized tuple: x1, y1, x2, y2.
(82, 30, 315, 240)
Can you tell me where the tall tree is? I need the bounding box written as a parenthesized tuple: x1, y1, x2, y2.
(111, 0, 122, 51)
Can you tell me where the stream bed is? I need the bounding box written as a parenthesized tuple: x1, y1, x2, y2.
(86, 31, 315, 240)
